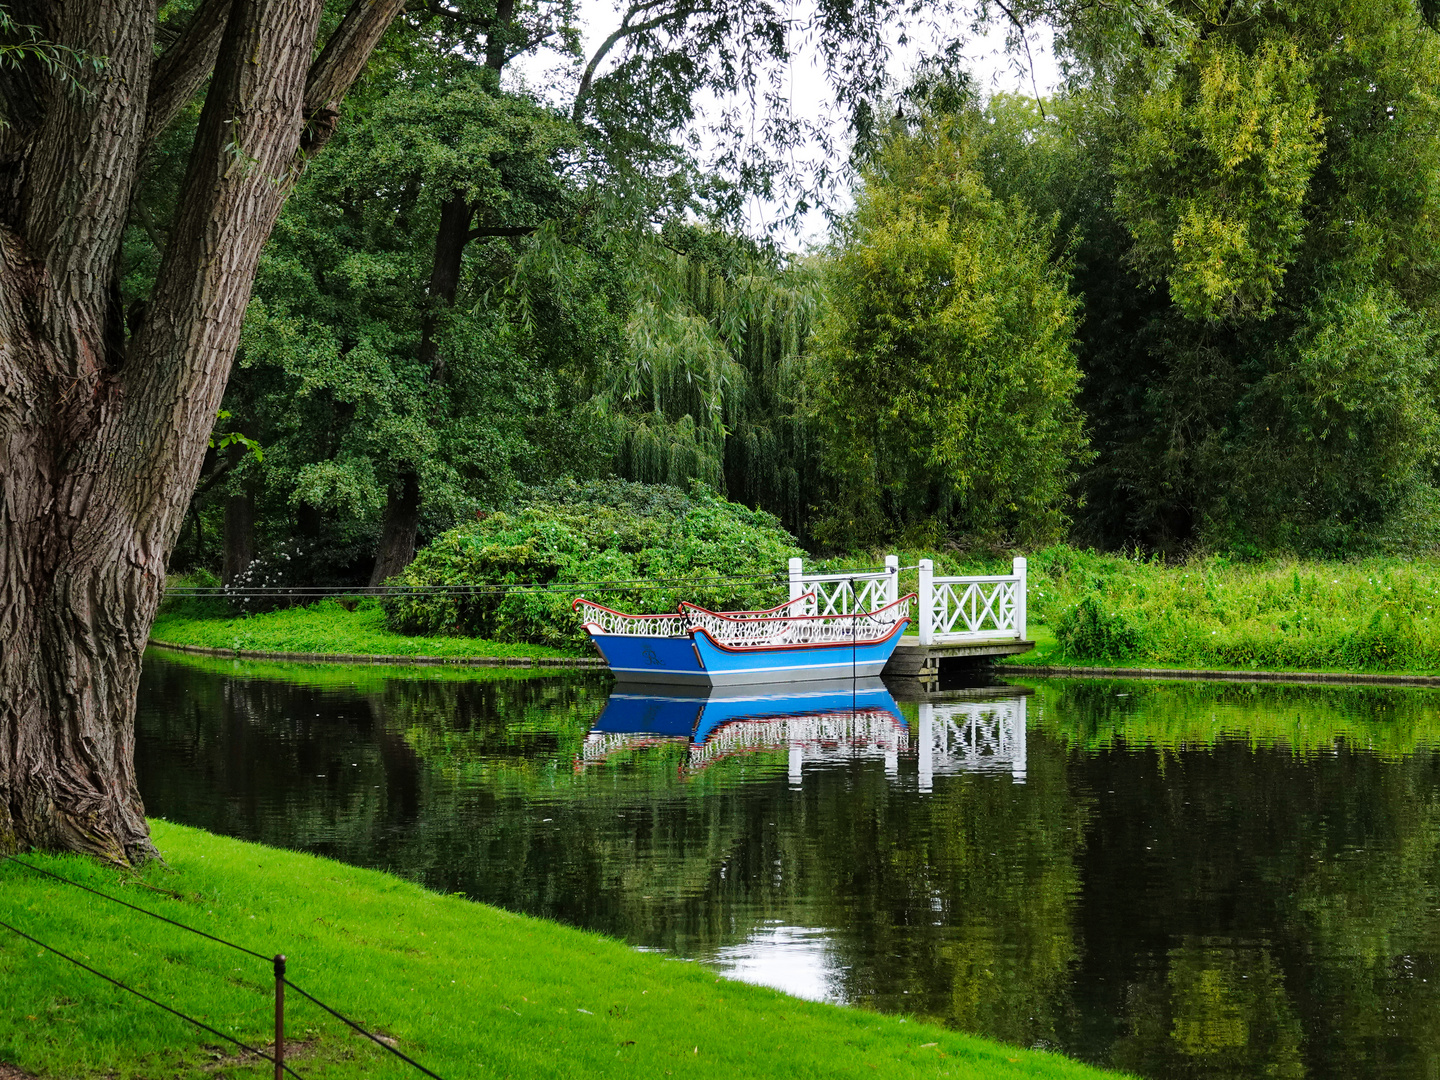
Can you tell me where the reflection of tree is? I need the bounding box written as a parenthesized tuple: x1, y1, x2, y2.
(1114, 939, 1304, 1080)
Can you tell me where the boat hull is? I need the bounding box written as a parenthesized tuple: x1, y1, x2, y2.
(588, 620, 911, 686)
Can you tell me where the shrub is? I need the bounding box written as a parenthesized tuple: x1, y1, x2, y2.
(383, 480, 805, 648)
(1055, 596, 1143, 660)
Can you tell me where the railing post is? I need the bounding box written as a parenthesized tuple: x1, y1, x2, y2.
(1012, 556, 1027, 641)
(884, 554, 899, 607)
(273, 954, 286, 1080)
(788, 557, 803, 614)
(918, 559, 934, 645)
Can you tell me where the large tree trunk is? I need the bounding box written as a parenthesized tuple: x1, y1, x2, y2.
(370, 192, 473, 581)
(0, 0, 402, 862)
(223, 491, 256, 587)
(369, 471, 422, 586)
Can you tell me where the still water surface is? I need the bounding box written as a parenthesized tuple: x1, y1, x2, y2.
(136, 651, 1440, 1079)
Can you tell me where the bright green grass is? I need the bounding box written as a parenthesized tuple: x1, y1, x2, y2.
(0, 822, 1128, 1080)
(151, 599, 587, 660)
(141, 646, 589, 692)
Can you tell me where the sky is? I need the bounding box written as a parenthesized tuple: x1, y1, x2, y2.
(506, 1, 1063, 249)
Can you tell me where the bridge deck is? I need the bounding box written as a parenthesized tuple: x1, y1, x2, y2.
(883, 634, 1035, 677)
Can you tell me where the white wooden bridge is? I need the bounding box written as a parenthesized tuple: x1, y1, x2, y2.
(786, 556, 1034, 682)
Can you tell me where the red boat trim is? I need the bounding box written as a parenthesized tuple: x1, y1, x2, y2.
(692, 618, 909, 654)
(573, 591, 818, 619)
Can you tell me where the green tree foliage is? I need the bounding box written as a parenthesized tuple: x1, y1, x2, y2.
(805, 113, 1088, 548)
(980, 0, 1440, 554)
(383, 479, 804, 647)
(596, 226, 823, 534)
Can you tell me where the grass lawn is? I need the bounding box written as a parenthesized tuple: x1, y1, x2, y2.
(0, 822, 1129, 1080)
(151, 599, 588, 661)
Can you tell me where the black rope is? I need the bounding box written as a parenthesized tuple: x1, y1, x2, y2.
(0, 917, 304, 1080)
(283, 978, 448, 1080)
(1, 855, 271, 962)
(168, 574, 787, 599)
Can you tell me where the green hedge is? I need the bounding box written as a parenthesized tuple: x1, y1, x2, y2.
(383, 480, 805, 648)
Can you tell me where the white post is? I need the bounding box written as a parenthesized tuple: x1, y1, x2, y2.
(1011, 698, 1028, 784)
(918, 559, 934, 644)
(788, 744, 803, 786)
(917, 703, 933, 793)
(1012, 557, 1028, 641)
(884, 554, 899, 607)
(788, 556, 804, 614)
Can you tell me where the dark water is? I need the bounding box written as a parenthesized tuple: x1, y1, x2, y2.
(136, 652, 1440, 1080)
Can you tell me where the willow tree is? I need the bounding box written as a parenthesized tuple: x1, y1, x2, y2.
(0, 0, 403, 862)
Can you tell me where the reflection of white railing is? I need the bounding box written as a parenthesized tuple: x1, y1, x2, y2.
(917, 698, 1027, 789)
(578, 730, 688, 769)
(688, 707, 908, 774)
(787, 556, 899, 616)
(686, 596, 913, 649)
(572, 599, 688, 638)
(917, 558, 1027, 645)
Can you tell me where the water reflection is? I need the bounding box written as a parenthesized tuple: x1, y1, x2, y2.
(136, 653, 1440, 1080)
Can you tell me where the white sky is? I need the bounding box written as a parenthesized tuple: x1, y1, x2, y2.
(507, 2, 1062, 249)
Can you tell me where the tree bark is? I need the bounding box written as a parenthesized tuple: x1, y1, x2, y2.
(369, 471, 422, 586)
(0, 0, 401, 862)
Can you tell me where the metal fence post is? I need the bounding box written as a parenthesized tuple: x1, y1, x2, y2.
(918, 559, 934, 645)
(274, 954, 286, 1080)
(1012, 557, 1028, 641)
(884, 554, 899, 607)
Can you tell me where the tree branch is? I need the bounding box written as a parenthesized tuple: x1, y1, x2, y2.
(467, 225, 539, 239)
(303, 0, 407, 150)
(572, 1, 699, 124)
(142, 0, 232, 152)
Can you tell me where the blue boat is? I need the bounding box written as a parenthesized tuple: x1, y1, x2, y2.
(572, 594, 915, 686)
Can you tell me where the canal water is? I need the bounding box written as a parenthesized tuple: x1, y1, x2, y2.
(136, 650, 1440, 1080)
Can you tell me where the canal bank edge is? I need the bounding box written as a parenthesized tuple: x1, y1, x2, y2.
(1004, 662, 1440, 688)
(146, 637, 607, 668)
(0, 820, 1134, 1080)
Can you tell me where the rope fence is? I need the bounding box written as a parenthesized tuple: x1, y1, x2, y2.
(0, 854, 448, 1080)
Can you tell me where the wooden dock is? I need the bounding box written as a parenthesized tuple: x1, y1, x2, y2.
(883, 634, 1035, 680)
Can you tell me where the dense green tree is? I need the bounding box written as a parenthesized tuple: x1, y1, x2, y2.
(805, 112, 1088, 547)
(979, 0, 1440, 554)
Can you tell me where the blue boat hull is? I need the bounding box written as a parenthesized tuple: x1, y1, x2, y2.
(587, 620, 910, 686)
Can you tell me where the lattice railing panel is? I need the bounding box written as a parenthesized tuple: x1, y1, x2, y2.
(684, 596, 912, 648)
(930, 578, 1019, 641)
(573, 600, 688, 638)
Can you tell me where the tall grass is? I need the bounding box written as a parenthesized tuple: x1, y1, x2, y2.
(1022, 548, 1440, 671)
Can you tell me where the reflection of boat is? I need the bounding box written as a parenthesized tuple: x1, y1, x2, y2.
(573, 595, 915, 686)
(579, 680, 909, 776)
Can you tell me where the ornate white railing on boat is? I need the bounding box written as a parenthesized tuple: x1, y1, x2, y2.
(688, 707, 907, 772)
(916, 697, 1027, 789)
(787, 556, 899, 616)
(572, 599, 688, 638)
(682, 595, 914, 648)
(917, 558, 1027, 645)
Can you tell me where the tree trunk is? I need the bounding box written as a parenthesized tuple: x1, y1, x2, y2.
(0, 0, 402, 861)
(369, 471, 422, 586)
(223, 492, 256, 586)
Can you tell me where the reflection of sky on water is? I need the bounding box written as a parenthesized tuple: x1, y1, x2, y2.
(708, 924, 844, 1003)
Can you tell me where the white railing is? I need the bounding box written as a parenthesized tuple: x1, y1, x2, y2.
(787, 556, 899, 616)
(917, 557, 1027, 645)
(572, 599, 689, 638)
(684, 596, 913, 649)
(917, 697, 1028, 789)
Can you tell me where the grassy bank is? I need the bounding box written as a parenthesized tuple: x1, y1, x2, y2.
(152, 599, 586, 660)
(0, 822, 1126, 1080)
(861, 547, 1440, 676)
